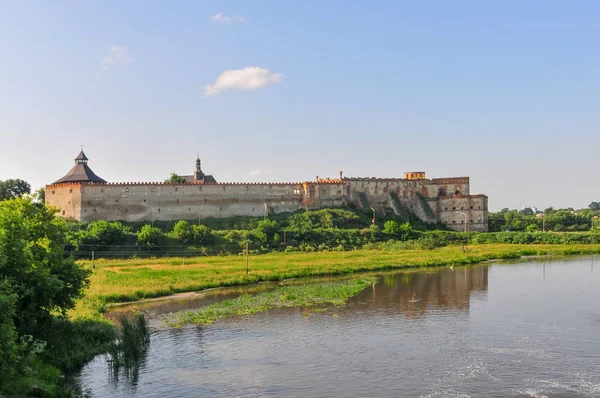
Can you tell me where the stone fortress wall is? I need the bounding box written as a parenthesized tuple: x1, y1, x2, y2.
(47, 174, 488, 232)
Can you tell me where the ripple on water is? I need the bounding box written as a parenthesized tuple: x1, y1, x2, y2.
(74, 259, 600, 397)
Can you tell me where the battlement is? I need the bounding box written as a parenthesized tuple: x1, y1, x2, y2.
(47, 180, 347, 188)
(45, 151, 487, 231)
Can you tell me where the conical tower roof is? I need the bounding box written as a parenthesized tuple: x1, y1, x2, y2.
(53, 150, 107, 184)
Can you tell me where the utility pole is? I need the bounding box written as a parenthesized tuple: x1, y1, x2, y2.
(152, 208, 155, 227)
(264, 203, 268, 220)
(370, 207, 375, 225)
(460, 212, 469, 247)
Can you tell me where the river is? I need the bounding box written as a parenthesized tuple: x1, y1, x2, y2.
(73, 257, 600, 397)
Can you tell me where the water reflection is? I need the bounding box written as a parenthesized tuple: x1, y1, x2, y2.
(358, 266, 488, 318)
(76, 258, 600, 397)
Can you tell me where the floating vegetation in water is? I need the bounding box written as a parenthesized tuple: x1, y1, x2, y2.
(166, 277, 376, 327)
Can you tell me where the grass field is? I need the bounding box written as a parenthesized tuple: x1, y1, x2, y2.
(72, 244, 600, 319)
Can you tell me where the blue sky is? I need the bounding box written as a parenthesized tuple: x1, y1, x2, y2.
(1, 1, 598, 210)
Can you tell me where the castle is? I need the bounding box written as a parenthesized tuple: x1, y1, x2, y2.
(45, 151, 489, 232)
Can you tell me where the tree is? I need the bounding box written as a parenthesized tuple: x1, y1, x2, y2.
(0, 285, 21, 391)
(383, 220, 415, 240)
(590, 202, 600, 211)
(137, 225, 164, 248)
(165, 173, 187, 184)
(253, 219, 278, 244)
(0, 179, 31, 200)
(0, 198, 90, 337)
(32, 187, 45, 207)
(173, 220, 194, 245)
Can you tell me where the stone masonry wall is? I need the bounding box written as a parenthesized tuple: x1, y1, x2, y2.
(45, 183, 82, 220)
(46, 176, 488, 231)
(436, 195, 489, 232)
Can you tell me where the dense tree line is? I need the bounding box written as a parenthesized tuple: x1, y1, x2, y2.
(489, 206, 600, 232)
(63, 206, 600, 259)
(0, 198, 113, 396)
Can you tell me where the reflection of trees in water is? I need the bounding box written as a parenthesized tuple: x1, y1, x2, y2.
(361, 266, 488, 319)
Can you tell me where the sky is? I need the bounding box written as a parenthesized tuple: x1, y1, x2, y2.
(0, 1, 598, 211)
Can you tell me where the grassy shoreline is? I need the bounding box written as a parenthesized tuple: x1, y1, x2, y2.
(71, 243, 600, 319)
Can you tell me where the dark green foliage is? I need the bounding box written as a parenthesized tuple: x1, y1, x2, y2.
(382, 221, 419, 241)
(590, 202, 600, 211)
(0, 286, 21, 391)
(137, 225, 165, 249)
(489, 207, 599, 232)
(0, 198, 90, 336)
(0, 179, 31, 200)
(253, 219, 278, 243)
(68, 220, 135, 251)
(0, 198, 110, 397)
(38, 317, 115, 371)
(287, 208, 363, 231)
(416, 192, 435, 219)
(389, 192, 411, 221)
(165, 173, 187, 184)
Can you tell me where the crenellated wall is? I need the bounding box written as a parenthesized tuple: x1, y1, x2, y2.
(46, 175, 488, 230)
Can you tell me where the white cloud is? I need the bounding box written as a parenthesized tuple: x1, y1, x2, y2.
(204, 67, 282, 96)
(102, 45, 132, 70)
(210, 13, 252, 23)
(248, 168, 272, 177)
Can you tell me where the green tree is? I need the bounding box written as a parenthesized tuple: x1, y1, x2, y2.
(192, 224, 212, 245)
(165, 173, 187, 184)
(0, 285, 21, 391)
(173, 220, 194, 245)
(137, 224, 164, 248)
(0, 179, 31, 200)
(590, 202, 600, 211)
(32, 187, 45, 207)
(253, 219, 278, 244)
(382, 220, 415, 240)
(0, 198, 90, 336)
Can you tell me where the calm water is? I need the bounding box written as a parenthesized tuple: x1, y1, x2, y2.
(74, 257, 600, 397)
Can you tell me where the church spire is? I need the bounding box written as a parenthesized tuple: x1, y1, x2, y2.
(194, 154, 205, 182)
(75, 150, 89, 164)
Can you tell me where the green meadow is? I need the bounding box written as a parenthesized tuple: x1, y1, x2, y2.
(73, 243, 600, 319)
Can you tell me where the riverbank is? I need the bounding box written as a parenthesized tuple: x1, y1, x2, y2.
(71, 243, 600, 319)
